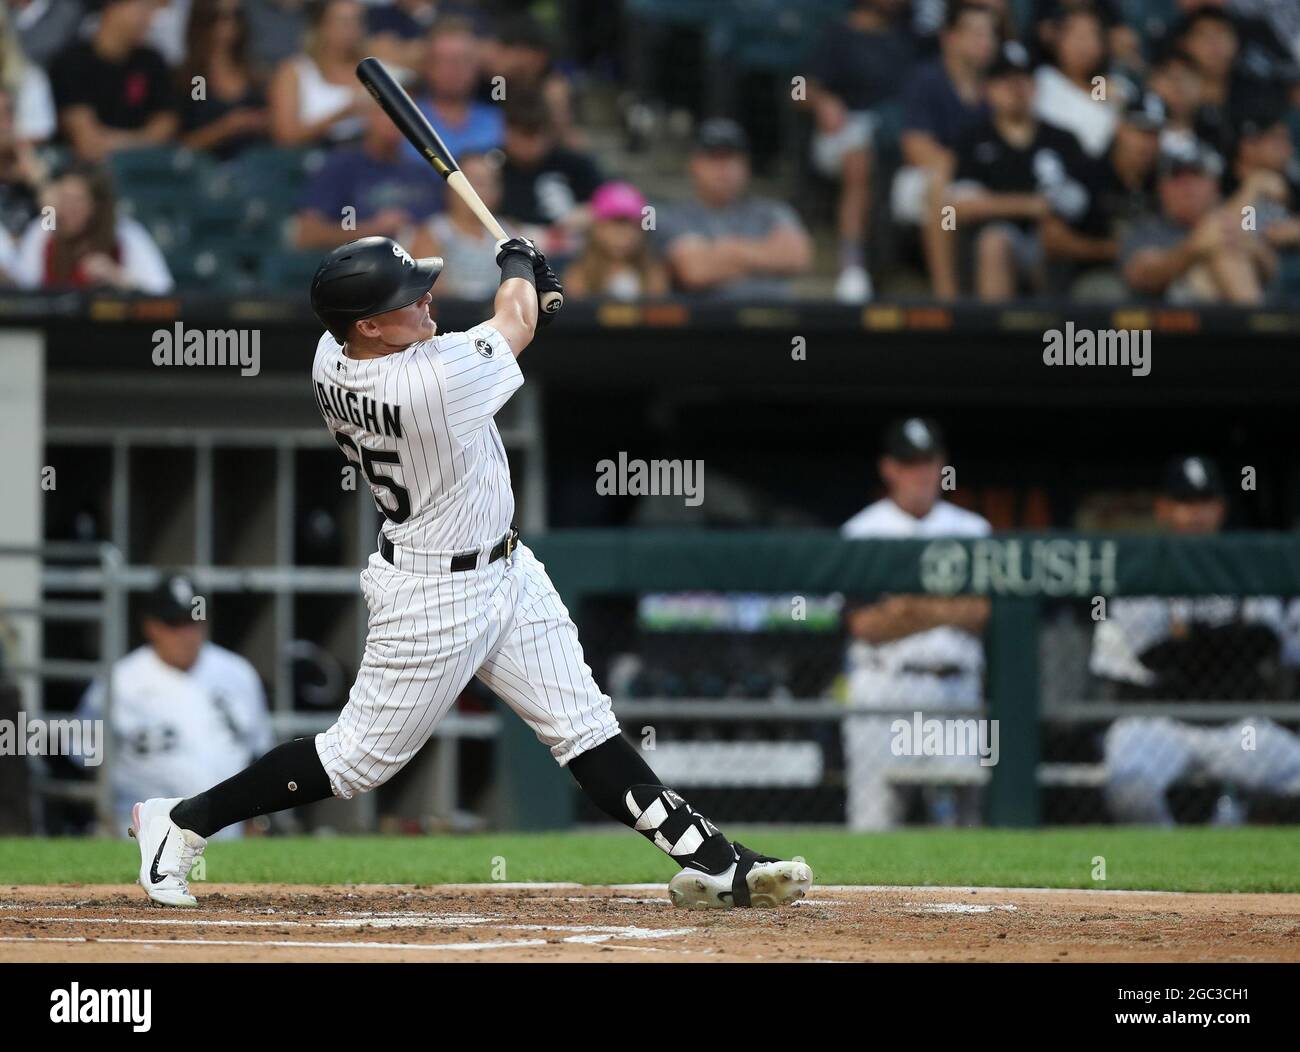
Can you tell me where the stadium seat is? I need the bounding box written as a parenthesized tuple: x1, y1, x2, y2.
(109, 146, 210, 198)
(164, 242, 253, 294)
(624, 0, 716, 26)
(258, 248, 324, 291)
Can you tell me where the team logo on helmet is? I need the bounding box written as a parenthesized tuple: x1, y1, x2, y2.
(391, 244, 416, 267)
(474, 337, 494, 358)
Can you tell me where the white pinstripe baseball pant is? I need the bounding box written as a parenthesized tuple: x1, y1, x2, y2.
(316, 542, 621, 799)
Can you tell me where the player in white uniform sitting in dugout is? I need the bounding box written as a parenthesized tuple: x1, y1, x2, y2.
(77, 574, 273, 840)
(1092, 456, 1300, 824)
(127, 235, 812, 910)
(841, 417, 992, 830)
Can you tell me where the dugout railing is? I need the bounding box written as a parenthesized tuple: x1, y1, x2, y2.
(0, 542, 126, 833)
(10, 532, 1300, 831)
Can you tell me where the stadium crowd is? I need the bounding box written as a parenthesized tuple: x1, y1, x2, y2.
(0, 0, 1297, 303)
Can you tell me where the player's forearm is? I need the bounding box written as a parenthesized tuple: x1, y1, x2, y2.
(917, 595, 990, 636)
(491, 277, 538, 356)
(849, 595, 990, 643)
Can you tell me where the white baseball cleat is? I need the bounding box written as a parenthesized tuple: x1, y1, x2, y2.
(128, 798, 206, 907)
(669, 842, 813, 909)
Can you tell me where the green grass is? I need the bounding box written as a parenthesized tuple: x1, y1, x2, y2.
(1, 827, 1298, 892)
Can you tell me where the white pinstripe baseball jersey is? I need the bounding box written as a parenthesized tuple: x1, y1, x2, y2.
(311, 322, 520, 556)
(310, 322, 621, 798)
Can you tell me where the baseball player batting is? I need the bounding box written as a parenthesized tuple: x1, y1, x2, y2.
(129, 233, 813, 910)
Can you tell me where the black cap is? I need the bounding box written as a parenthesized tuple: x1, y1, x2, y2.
(988, 41, 1033, 80)
(1163, 456, 1224, 501)
(142, 573, 202, 626)
(310, 237, 443, 344)
(695, 118, 749, 155)
(1123, 90, 1167, 132)
(883, 417, 947, 462)
(1157, 137, 1224, 178)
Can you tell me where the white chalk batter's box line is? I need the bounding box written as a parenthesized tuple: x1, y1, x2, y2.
(0, 935, 718, 955)
(0, 914, 697, 939)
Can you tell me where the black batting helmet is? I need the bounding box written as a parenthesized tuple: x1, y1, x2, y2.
(310, 237, 443, 343)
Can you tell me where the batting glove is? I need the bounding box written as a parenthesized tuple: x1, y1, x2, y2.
(495, 236, 541, 269)
(534, 259, 563, 326)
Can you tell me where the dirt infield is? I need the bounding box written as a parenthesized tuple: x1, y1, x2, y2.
(2, 883, 1299, 962)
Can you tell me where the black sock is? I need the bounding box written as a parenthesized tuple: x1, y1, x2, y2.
(568, 734, 735, 874)
(169, 737, 333, 838)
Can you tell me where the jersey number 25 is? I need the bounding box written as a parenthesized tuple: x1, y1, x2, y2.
(334, 433, 412, 523)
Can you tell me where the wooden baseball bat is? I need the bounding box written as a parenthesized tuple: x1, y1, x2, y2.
(356, 56, 563, 314)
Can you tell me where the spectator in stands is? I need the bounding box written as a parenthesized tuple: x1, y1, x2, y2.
(840, 417, 991, 830)
(1148, 44, 1204, 153)
(563, 181, 670, 300)
(804, 0, 915, 304)
(1043, 90, 1162, 298)
(177, 0, 269, 160)
(74, 573, 273, 840)
(0, 86, 47, 238)
(293, 95, 442, 250)
(941, 41, 1091, 301)
(8, 0, 83, 70)
(0, 4, 55, 144)
(895, 1, 997, 300)
(12, 163, 174, 292)
(499, 89, 601, 256)
(408, 151, 503, 301)
(1174, 6, 1241, 155)
(1122, 138, 1280, 303)
(49, 0, 178, 163)
(656, 118, 813, 300)
(268, 0, 368, 147)
(246, 0, 308, 70)
(1033, 1, 1117, 159)
(413, 16, 503, 160)
(1028, 0, 1144, 80)
(1227, 99, 1300, 257)
(365, 0, 438, 72)
(483, 14, 580, 148)
(1093, 456, 1300, 825)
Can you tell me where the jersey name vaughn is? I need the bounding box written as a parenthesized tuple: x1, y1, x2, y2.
(313, 380, 403, 439)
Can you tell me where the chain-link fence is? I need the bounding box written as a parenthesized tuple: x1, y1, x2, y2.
(1041, 595, 1300, 825)
(531, 532, 1300, 830)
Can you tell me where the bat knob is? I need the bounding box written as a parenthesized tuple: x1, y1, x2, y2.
(540, 292, 564, 313)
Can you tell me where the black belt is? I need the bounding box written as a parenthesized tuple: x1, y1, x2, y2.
(380, 527, 518, 571)
(899, 663, 971, 680)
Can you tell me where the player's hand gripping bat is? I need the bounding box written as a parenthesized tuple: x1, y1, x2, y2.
(356, 56, 563, 316)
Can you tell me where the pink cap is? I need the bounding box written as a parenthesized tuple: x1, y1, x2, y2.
(590, 181, 646, 222)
